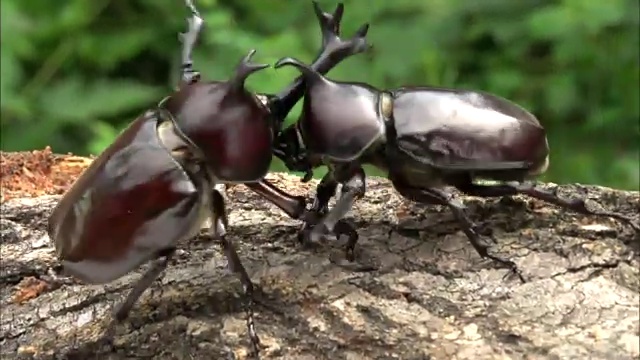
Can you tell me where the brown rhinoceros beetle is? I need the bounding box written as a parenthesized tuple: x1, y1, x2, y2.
(270, 57, 640, 282)
(47, 0, 371, 356)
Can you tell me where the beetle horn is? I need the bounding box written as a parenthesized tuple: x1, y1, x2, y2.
(274, 57, 324, 84)
(229, 49, 270, 91)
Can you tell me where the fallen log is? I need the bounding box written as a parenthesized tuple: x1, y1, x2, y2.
(1, 150, 639, 359)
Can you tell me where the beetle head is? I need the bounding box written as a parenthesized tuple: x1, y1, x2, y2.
(160, 50, 275, 182)
(162, 49, 270, 115)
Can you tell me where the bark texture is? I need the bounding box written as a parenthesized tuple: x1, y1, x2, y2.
(1, 174, 639, 360)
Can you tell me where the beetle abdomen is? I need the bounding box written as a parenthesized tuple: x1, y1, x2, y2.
(391, 89, 548, 175)
(48, 112, 205, 283)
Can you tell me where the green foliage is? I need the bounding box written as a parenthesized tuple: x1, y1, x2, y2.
(1, 0, 638, 189)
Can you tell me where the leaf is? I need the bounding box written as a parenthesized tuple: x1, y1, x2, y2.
(87, 121, 120, 154)
(76, 28, 158, 70)
(40, 78, 162, 123)
(544, 73, 577, 120)
(0, 51, 31, 120)
(527, 6, 573, 40)
(564, 0, 627, 34)
(0, 0, 36, 57)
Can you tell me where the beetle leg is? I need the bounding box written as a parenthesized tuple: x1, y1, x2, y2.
(454, 181, 640, 233)
(178, 0, 204, 86)
(271, 124, 314, 182)
(210, 189, 261, 357)
(245, 179, 308, 219)
(297, 172, 339, 243)
(310, 172, 339, 217)
(302, 168, 364, 261)
(390, 176, 526, 282)
(113, 248, 176, 321)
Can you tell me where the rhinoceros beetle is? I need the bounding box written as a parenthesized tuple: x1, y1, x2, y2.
(270, 57, 640, 281)
(47, 0, 370, 356)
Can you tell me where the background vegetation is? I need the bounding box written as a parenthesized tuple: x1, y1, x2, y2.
(2, 0, 638, 189)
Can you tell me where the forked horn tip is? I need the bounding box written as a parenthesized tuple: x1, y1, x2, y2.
(274, 57, 299, 69)
(230, 49, 270, 90)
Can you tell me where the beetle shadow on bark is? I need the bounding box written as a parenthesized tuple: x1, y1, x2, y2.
(4, 258, 407, 360)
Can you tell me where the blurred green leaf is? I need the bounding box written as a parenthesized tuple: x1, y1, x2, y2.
(1, 0, 638, 190)
(41, 78, 161, 123)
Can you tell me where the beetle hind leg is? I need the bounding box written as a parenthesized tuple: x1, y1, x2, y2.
(390, 176, 526, 282)
(454, 181, 640, 234)
(210, 189, 261, 357)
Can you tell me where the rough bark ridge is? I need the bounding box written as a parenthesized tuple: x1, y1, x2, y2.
(1, 171, 639, 360)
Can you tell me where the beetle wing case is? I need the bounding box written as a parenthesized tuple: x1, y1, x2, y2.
(47, 110, 206, 284)
(390, 88, 549, 178)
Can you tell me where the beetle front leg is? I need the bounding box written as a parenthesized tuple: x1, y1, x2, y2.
(390, 177, 526, 282)
(271, 125, 315, 182)
(301, 167, 364, 261)
(113, 248, 176, 321)
(210, 188, 261, 357)
(454, 181, 640, 233)
(308, 172, 340, 218)
(297, 171, 339, 241)
(245, 179, 308, 219)
(178, 0, 204, 87)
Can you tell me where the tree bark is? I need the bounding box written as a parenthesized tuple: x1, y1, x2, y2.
(1, 173, 639, 360)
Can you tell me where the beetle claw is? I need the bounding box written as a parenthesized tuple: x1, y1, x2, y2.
(297, 215, 359, 262)
(501, 263, 526, 283)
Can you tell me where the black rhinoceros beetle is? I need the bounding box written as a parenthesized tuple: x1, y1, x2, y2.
(46, 0, 370, 357)
(271, 57, 640, 281)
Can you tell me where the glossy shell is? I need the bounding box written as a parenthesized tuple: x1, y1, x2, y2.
(47, 111, 207, 284)
(297, 80, 386, 161)
(391, 87, 549, 176)
(162, 82, 274, 182)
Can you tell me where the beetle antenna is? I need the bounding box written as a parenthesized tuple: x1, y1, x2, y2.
(274, 57, 324, 84)
(230, 49, 270, 91)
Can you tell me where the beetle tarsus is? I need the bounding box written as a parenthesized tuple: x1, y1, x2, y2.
(178, 0, 204, 86)
(455, 181, 640, 234)
(113, 249, 176, 321)
(211, 189, 261, 357)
